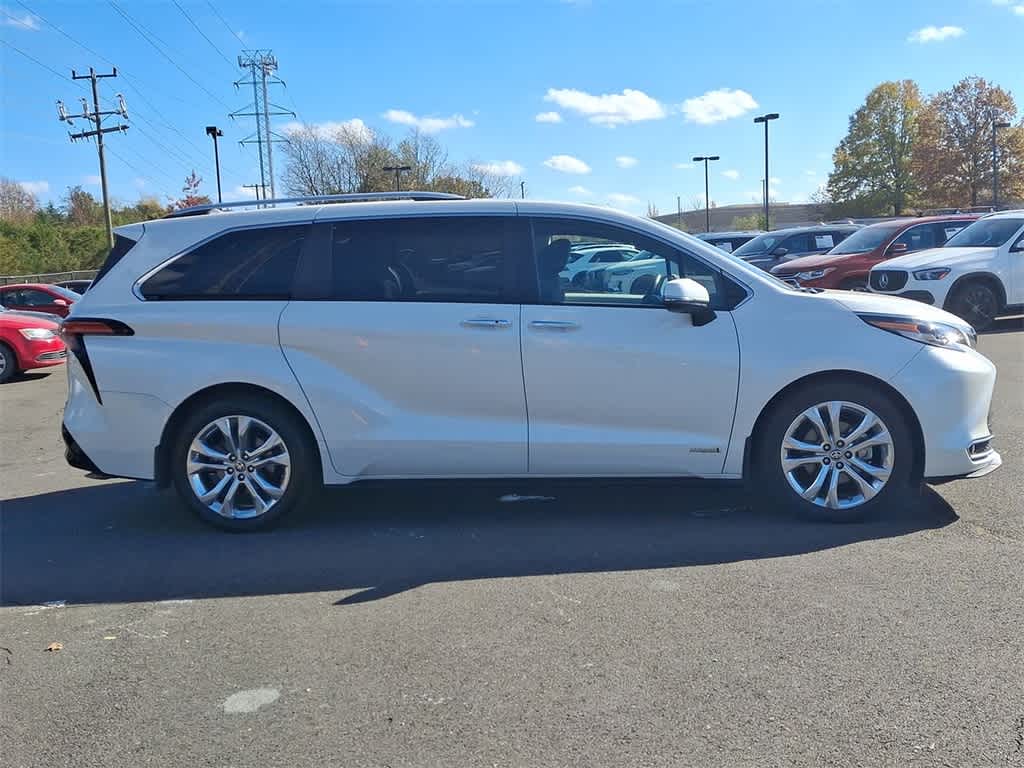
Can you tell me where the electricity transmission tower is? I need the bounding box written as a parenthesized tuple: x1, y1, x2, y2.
(57, 68, 129, 247)
(230, 50, 293, 200)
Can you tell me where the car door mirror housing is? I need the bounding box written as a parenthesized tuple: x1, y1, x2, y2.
(772, 247, 788, 257)
(662, 278, 716, 326)
(888, 242, 909, 255)
(52, 298, 69, 307)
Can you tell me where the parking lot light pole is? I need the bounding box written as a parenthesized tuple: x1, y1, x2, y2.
(205, 126, 224, 203)
(382, 165, 412, 191)
(692, 155, 719, 233)
(753, 113, 779, 230)
(992, 117, 1011, 208)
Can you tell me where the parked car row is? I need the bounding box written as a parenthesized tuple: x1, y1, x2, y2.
(0, 306, 66, 384)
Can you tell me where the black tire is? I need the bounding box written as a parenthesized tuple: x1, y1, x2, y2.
(0, 343, 17, 384)
(945, 280, 1001, 332)
(170, 394, 319, 532)
(754, 378, 917, 523)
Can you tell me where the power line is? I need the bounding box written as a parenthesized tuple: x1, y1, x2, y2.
(105, 145, 175, 200)
(108, 0, 231, 110)
(0, 37, 85, 85)
(171, 0, 235, 70)
(206, 1, 248, 48)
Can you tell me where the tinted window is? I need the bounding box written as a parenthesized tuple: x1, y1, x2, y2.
(813, 234, 836, 250)
(93, 234, 138, 287)
(781, 234, 812, 253)
(938, 223, 967, 244)
(21, 289, 58, 306)
(945, 218, 1024, 248)
(330, 217, 508, 302)
(828, 223, 902, 255)
(142, 225, 305, 300)
(892, 224, 937, 252)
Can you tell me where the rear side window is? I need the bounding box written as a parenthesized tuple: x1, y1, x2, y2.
(329, 216, 508, 302)
(92, 234, 138, 287)
(142, 225, 306, 300)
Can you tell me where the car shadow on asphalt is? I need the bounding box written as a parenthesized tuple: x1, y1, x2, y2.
(0, 479, 958, 607)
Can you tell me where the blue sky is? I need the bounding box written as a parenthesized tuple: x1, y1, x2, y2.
(2, 0, 1022, 214)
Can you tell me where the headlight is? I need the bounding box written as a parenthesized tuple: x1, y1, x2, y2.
(912, 267, 951, 281)
(859, 313, 976, 350)
(794, 268, 835, 280)
(18, 328, 56, 340)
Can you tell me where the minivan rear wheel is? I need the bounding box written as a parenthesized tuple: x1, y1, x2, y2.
(171, 395, 317, 531)
(755, 379, 915, 522)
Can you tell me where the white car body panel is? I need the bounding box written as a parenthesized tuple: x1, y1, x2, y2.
(61, 197, 1001, 494)
(521, 304, 740, 476)
(279, 301, 528, 478)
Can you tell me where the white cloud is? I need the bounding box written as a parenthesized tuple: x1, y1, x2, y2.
(233, 185, 260, 200)
(568, 185, 592, 196)
(543, 154, 591, 174)
(282, 118, 372, 142)
(83, 174, 101, 186)
(473, 160, 524, 177)
(615, 155, 638, 169)
(535, 111, 563, 124)
(607, 193, 640, 208)
(908, 25, 965, 43)
(2, 8, 39, 29)
(805, 169, 818, 177)
(722, 169, 740, 180)
(383, 109, 474, 134)
(1014, 5, 1024, 14)
(675, 162, 695, 170)
(681, 88, 758, 124)
(544, 87, 666, 125)
(18, 180, 48, 196)
(992, 0, 1010, 5)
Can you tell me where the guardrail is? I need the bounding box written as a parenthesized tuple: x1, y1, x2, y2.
(0, 270, 99, 286)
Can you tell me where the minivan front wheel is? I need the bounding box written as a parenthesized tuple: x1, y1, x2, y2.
(171, 395, 317, 531)
(756, 380, 915, 522)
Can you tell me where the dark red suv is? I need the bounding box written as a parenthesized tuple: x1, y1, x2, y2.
(771, 215, 978, 290)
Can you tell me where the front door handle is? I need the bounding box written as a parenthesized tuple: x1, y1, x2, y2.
(530, 320, 580, 331)
(461, 318, 512, 329)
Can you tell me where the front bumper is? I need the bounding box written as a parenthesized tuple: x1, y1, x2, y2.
(890, 344, 1000, 479)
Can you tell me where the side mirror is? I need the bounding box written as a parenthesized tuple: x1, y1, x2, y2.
(52, 298, 69, 307)
(662, 278, 716, 326)
(771, 246, 789, 257)
(887, 242, 909, 256)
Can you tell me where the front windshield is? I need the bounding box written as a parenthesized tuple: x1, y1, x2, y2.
(733, 233, 783, 256)
(827, 223, 903, 255)
(944, 218, 1023, 248)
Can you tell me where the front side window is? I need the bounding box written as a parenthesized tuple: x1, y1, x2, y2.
(329, 216, 508, 303)
(945, 218, 1024, 248)
(142, 225, 306, 300)
(813, 234, 836, 250)
(22, 289, 58, 306)
(529, 217, 738, 309)
(734, 233, 784, 256)
(781, 234, 813, 254)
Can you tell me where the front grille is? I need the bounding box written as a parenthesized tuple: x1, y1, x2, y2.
(870, 270, 908, 291)
(35, 349, 68, 362)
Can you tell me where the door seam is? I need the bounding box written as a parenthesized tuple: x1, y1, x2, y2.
(517, 303, 531, 472)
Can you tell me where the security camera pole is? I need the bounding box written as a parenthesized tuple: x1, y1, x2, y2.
(206, 126, 224, 203)
(382, 165, 412, 192)
(692, 155, 720, 233)
(992, 115, 1011, 208)
(753, 113, 779, 230)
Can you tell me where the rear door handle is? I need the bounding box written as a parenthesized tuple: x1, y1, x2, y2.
(529, 320, 580, 331)
(461, 318, 512, 329)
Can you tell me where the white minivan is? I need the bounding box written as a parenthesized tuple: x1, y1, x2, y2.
(61, 194, 1001, 530)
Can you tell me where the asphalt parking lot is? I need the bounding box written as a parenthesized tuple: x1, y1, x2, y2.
(1, 321, 1022, 768)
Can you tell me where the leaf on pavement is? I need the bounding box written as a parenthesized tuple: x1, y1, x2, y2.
(44, 642, 63, 652)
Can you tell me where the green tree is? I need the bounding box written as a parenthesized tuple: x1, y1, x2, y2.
(827, 80, 922, 216)
(63, 185, 104, 226)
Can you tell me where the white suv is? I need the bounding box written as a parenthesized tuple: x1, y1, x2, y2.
(62, 193, 1001, 530)
(868, 211, 1024, 330)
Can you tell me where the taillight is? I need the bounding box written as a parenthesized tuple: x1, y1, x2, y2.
(61, 318, 134, 338)
(61, 318, 133, 404)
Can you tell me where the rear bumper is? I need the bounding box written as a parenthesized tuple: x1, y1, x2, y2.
(61, 423, 102, 474)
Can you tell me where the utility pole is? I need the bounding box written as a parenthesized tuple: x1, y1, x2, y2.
(692, 155, 719, 233)
(206, 126, 224, 203)
(231, 50, 293, 201)
(382, 165, 411, 191)
(992, 115, 1011, 208)
(241, 183, 264, 202)
(676, 195, 682, 230)
(520, 180, 526, 199)
(57, 68, 128, 248)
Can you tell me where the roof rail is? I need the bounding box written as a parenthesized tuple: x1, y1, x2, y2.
(164, 191, 466, 219)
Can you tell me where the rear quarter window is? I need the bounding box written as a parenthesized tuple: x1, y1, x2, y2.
(141, 225, 307, 300)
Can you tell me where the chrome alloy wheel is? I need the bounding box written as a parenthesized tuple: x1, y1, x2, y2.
(187, 416, 291, 519)
(780, 401, 894, 510)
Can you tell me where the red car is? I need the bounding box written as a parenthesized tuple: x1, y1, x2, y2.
(770, 215, 979, 290)
(0, 308, 67, 383)
(0, 283, 80, 317)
